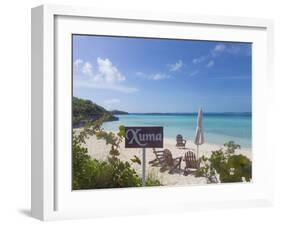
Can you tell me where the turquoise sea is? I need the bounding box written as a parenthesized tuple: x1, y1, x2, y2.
(102, 113, 252, 149)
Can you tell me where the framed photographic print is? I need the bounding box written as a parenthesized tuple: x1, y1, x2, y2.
(31, 4, 274, 221)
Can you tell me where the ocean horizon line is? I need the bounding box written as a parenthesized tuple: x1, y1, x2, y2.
(115, 112, 252, 115)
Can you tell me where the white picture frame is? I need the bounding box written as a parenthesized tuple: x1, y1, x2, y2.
(31, 4, 274, 221)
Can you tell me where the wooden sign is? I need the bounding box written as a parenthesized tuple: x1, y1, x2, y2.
(125, 126, 163, 148)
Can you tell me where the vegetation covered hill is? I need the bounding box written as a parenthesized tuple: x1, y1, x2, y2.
(73, 97, 118, 127)
(110, 110, 129, 115)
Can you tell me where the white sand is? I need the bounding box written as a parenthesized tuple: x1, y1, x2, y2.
(75, 129, 252, 186)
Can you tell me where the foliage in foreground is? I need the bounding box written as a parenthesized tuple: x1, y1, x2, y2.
(145, 170, 162, 186)
(196, 141, 252, 183)
(72, 116, 161, 189)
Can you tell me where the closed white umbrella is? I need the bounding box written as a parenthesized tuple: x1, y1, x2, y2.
(194, 108, 204, 159)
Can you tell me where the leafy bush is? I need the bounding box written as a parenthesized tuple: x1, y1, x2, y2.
(72, 135, 91, 189)
(72, 121, 162, 189)
(77, 157, 142, 189)
(145, 170, 162, 186)
(196, 141, 252, 183)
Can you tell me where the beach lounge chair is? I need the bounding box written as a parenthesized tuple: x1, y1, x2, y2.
(149, 148, 166, 166)
(176, 134, 187, 148)
(160, 149, 182, 173)
(183, 151, 199, 176)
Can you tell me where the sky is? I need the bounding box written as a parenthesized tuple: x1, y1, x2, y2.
(72, 35, 252, 113)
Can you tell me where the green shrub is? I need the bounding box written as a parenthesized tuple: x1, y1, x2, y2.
(145, 170, 162, 186)
(72, 136, 91, 190)
(221, 154, 252, 182)
(196, 141, 252, 183)
(78, 158, 142, 189)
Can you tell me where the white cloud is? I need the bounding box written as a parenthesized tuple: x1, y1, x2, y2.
(95, 57, 125, 82)
(206, 60, 215, 68)
(149, 73, 171, 80)
(192, 56, 206, 64)
(136, 72, 145, 76)
(213, 43, 226, 52)
(136, 72, 171, 80)
(189, 70, 199, 77)
(135, 71, 147, 78)
(78, 58, 126, 82)
(73, 58, 138, 93)
(192, 43, 249, 66)
(226, 46, 240, 54)
(212, 43, 251, 56)
(168, 60, 183, 72)
(74, 59, 83, 68)
(82, 62, 93, 76)
(224, 45, 251, 55)
(211, 44, 226, 57)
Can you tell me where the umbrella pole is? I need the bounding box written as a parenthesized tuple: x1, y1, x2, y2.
(197, 145, 199, 159)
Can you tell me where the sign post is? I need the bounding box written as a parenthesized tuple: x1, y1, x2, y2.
(142, 147, 146, 186)
(125, 126, 163, 187)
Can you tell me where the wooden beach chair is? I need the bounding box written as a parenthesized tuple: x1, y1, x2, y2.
(176, 134, 187, 148)
(160, 149, 182, 173)
(183, 151, 199, 176)
(149, 148, 166, 166)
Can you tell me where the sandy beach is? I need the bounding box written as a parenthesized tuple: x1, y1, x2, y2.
(74, 128, 252, 186)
